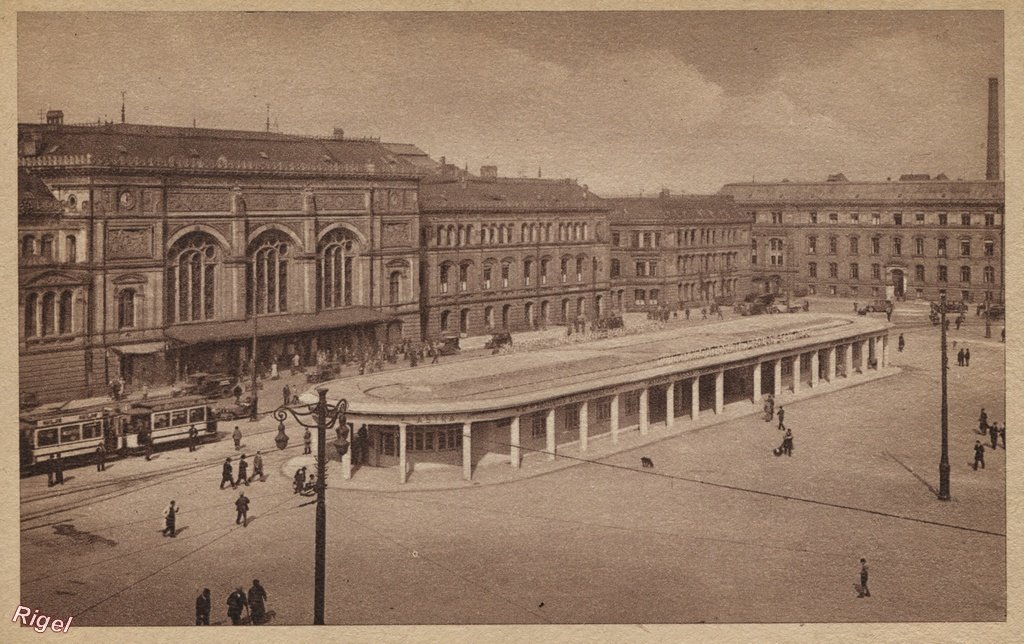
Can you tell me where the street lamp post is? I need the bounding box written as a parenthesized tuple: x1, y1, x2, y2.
(250, 306, 259, 421)
(938, 294, 951, 500)
(273, 388, 348, 624)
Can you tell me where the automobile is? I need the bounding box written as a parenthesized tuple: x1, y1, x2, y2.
(987, 304, 1005, 320)
(215, 399, 254, 421)
(183, 372, 237, 399)
(931, 300, 967, 315)
(437, 334, 461, 356)
(484, 331, 513, 351)
(858, 299, 892, 315)
(736, 293, 777, 316)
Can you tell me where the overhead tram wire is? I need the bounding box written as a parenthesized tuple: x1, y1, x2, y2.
(474, 435, 1006, 538)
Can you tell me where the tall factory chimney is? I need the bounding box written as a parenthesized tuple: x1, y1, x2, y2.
(986, 77, 1000, 180)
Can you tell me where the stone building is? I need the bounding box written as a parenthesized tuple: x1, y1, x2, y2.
(721, 176, 1005, 304)
(605, 192, 752, 312)
(18, 115, 424, 402)
(418, 169, 611, 337)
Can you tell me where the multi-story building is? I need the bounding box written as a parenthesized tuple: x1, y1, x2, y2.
(721, 175, 1005, 304)
(18, 113, 424, 402)
(605, 192, 752, 312)
(418, 167, 610, 337)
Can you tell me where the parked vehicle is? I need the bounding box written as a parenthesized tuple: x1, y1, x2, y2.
(182, 372, 237, 399)
(858, 299, 893, 315)
(485, 332, 513, 351)
(438, 335, 461, 356)
(215, 400, 255, 421)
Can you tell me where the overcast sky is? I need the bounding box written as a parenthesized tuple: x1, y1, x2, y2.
(18, 11, 1003, 195)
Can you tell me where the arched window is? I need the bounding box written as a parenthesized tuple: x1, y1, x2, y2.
(319, 229, 357, 310)
(459, 263, 470, 291)
(576, 257, 584, 281)
(460, 308, 470, 333)
(440, 264, 451, 294)
(66, 235, 77, 263)
(24, 293, 38, 337)
(561, 298, 570, 321)
(440, 310, 450, 331)
(560, 257, 570, 283)
(40, 235, 55, 259)
(22, 235, 36, 257)
(41, 292, 56, 336)
(118, 289, 136, 329)
(983, 266, 995, 283)
(167, 232, 219, 323)
(485, 306, 494, 328)
(769, 238, 784, 266)
(541, 300, 550, 323)
(247, 232, 289, 315)
(388, 271, 401, 304)
(59, 290, 73, 334)
(525, 302, 535, 327)
(960, 266, 971, 283)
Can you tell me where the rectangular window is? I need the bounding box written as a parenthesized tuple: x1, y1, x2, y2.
(850, 285, 859, 296)
(612, 232, 621, 246)
(501, 264, 510, 288)
(872, 286, 880, 297)
(807, 237, 817, 254)
(960, 240, 971, 257)
(938, 265, 948, 282)
(772, 211, 783, 224)
(872, 213, 880, 226)
(523, 260, 532, 286)
(938, 213, 948, 226)
(828, 213, 838, 223)
(829, 237, 837, 254)
(440, 266, 450, 294)
(425, 432, 434, 451)
(624, 392, 640, 415)
(961, 213, 971, 226)
(984, 240, 994, 256)
(893, 238, 902, 256)
(850, 212, 860, 223)
(483, 267, 492, 289)
(916, 265, 925, 282)
(872, 264, 881, 280)
(871, 237, 880, 255)
(850, 263, 859, 280)
(829, 285, 837, 296)
(937, 238, 947, 258)
(808, 284, 817, 295)
(849, 237, 858, 254)
(171, 410, 188, 427)
(610, 259, 620, 278)
(154, 413, 170, 429)
(540, 260, 548, 285)
(808, 262, 817, 278)
(960, 266, 971, 283)
(634, 290, 646, 306)
(459, 265, 469, 291)
(809, 212, 818, 224)
(650, 289, 659, 304)
(595, 400, 611, 421)
(60, 424, 82, 443)
(985, 213, 995, 226)
(915, 213, 925, 224)
(531, 415, 546, 439)
(893, 213, 903, 226)
(828, 263, 838, 278)
(82, 421, 103, 440)
(915, 238, 925, 256)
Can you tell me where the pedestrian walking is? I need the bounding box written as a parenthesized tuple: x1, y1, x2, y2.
(782, 428, 794, 456)
(979, 408, 988, 435)
(282, 384, 291, 408)
(989, 422, 999, 449)
(955, 316, 962, 331)
(195, 588, 211, 625)
(55, 452, 65, 484)
(897, 334, 905, 352)
(1001, 328, 1005, 343)
(853, 301, 858, 313)
(293, 466, 307, 494)
(701, 307, 707, 319)
(303, 427, 312, 454)
(252, 451, 264, 481)
(95, 444, 106, 471)
(685, 308, 690, 320)
(237, 454, 249, 486)
(270, 359, 279, 380)
(717, 307, 724, 320)
(964, 347, 971, 367)
(232, 425, 242, 450)
(247, 580, 268, 625)
(957, 348, 965, 367)
(431, 347, 439, 364)
(972, 441, 985, 470)
(220, 457, 235, 489)
(292, 352, 301, 374)
(235, 491, 250, 527)
(188, 424, 199, 452)
(226, 587, 248, 625)
(162, 500, 179, 537)
(777, 406, 785, 430)
(47, 453, 56, 487)
(233, 382, 243, 404)
(857, 558, 870, 598)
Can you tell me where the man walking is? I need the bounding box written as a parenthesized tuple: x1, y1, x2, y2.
(220, 457, 235, 489)
(235, 491, 250, 527)
(964, 347, 971, 367)
(47, 454, 56, 487)
(233, 381, 243, 405)
(777, 406, 786, 431)
(247, 579, 268, 625)
(188, 424, 199, 452)
(283, 384, 291, 408)
(252, 451, 264, 482)
(989, 421, 999, 449)
(957, 348, 964, 367)
(898, 334, 905, 353)
(95, 443, 106, 471)
(163, 500, 179, 537)
(979, 408, 988, 435)
(303, 427, 312, 455)
(972, 440, 985, 470)
(232, 425, 242, 450)
(237, 454, 249, 486)
(857, 558, 870, 598)
(782, 427, 794, 456)
(55, 452, 65, 484)
(195, 588, 211, 625)
(226, 587, 247, 625)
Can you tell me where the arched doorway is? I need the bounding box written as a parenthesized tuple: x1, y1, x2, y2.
(888, 268, 905, 300)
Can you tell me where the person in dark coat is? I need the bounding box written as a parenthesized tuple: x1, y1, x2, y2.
(95, 444, 106, 471)
(972, 441, 985, 470)
(163, 500, 179, 537)
(252, 451, 264, 481)
(188, 424, 199, 452)
(283, 384, 291, 408)
(964, 347, 970, 366)
(235, 491, 250, 526)
(221, 457, 235, 489)
(237, 454, 249, 486)
(226, 587, 247, 625)
(990, 421, 999, 449)
(897, 334, 905, 352)
(303, 428, 312, 455)
(55, 452, 65, 484)
(956, 348, 964, 367)
(777, 406, 786, 430)
(195, 588, 211, 625)
(782, 428, 794, 456)
(857, 558, 870, 598)
(47, 454, 56, 487)
(979, 408, 988, 434)
(247, 579, 268, 625)
(232, 425, 242, 450)
(293, 466, 307, 494)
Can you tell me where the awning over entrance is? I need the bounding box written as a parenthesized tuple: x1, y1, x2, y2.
(164, 307, 395, 346)
(111, 341, 167, 355)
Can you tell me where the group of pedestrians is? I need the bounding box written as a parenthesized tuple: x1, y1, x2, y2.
(195, 580, 269, 625)
(956, 346, 972, 367)
(762, 395, 794, 457)
(973, 407, 1005, 471)
(220, 453, 265, 489)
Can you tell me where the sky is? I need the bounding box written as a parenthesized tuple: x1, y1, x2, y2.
(18, 11, 1003, 195)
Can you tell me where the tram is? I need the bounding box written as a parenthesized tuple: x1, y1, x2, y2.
(121, 395, 217, 450)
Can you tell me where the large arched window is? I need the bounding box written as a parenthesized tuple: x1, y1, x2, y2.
(389, 271, 401, 304)
(41, 292, 56, 336)
(59, 290, 73, 334)
(318, 229, 358, 310)
(21, 235, 36, 257)
(167, 232, 220, 323)
(118, 289, 136, 329)
(24, 293, 38, 337)
(40, 235, 55, 260)
(247, 232, 289, 315)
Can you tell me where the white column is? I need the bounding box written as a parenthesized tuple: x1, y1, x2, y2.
(752, 363, 762, 403)
(639, 387, 649, 434)
(714, 370, 724, 414)
(860, 339, 869, 372)
(882, 335, 890, 367)
(869, 337, 877, 369)
(610, 394, 620, 443)
(462, 422, 472, 480)
(665, 382, 675, 428)
(510, 416, 521, 469)
(341, 427, 352, 480)
(546, 408, 556, 460)
(844, 343, 853, 378)
(773, 359, 782, 397)
(691, 377, 700, 420)
(826, 347, 836, 382)
(398, 424, 408, 484)
(810, 350, 819, 387)
(579, 401, 589, 452)
(792, 355, 801, 393)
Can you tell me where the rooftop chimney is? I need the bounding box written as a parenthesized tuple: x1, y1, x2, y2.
(480, 165, 498, 178)
(986, 77, 1000, 180)
(45, 110, 64, 126)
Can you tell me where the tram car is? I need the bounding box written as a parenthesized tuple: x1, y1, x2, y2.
(121, 395, 218, 451)
(20, 401, 121, 469)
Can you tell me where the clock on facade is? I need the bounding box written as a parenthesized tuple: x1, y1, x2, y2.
(119, 191, 135, 210)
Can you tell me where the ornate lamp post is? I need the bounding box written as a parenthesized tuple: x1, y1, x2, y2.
(938, 294, 951, 501)
(273, 388, 349, 624)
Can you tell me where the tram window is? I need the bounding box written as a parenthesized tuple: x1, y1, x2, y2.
(189, 407, 205, 423)
(60, 425, 82, 443)
(153, 413, 170, 430)
(414, 432, 424, 451)
(82, 422, 102, 439)
(37, 428, 58, 447)
(382, 432, 395, 456)
(406, 432, 414, 451)
(425, 432, 434, 450)
(171, 410, 188, 426)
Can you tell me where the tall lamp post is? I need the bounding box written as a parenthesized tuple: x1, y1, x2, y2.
(250, 305, 259, 421)
(938, 294, 951, 501)
(273, 388, 348, 624)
